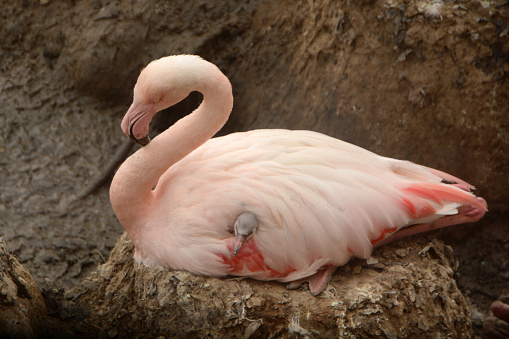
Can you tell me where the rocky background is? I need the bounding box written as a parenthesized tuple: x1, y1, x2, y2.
(0, 0, 508, 337)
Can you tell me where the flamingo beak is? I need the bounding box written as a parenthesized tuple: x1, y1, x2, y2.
(233, 234, 247, 256)
(121, 102, 156, 146)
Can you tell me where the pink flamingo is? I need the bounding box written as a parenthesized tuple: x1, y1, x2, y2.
(110, 55, 487, 295)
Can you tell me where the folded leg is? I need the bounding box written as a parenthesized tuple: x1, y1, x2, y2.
(287, 265, 337, 296)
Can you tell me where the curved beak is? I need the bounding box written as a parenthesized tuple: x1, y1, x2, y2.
(121, 102, 156, 146)
(233, 234, 247, 256)
(129, 122, 151, 146)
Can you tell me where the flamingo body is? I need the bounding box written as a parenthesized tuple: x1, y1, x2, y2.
(110, 55, 487, 290)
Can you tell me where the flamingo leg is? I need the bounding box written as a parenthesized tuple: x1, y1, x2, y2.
(287, 265, 337, 296)
(375, 197, 487, 248)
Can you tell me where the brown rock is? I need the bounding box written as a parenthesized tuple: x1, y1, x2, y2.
(43, 234, 471, 337)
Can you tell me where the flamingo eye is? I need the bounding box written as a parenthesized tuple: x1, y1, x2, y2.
(154, 98, 160, 102)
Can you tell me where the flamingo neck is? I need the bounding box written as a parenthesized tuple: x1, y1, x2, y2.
(110, 65, 233, 233)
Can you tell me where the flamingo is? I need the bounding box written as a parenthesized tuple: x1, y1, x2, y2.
(110, 55, 487, 295)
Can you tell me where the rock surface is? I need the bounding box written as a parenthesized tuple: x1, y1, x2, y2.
(45, 234, 472, 337)
(0, 238, 47, 337)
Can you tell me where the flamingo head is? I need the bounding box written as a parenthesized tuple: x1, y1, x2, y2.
(121, 55, 202, 145)
(233, 212, 259, 255)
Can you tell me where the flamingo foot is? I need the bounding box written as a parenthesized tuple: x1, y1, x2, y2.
(286, 265, 337, 296)
(484, 300, 509, 338)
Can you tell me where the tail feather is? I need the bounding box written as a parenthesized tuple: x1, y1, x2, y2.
(387, 158, 476, 190)
(372, 182, 487, 247)
(421, 166, 476, 190)
(401, 182, 487, 220)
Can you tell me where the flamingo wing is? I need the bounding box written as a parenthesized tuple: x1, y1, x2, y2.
(143, 129, 483, 282)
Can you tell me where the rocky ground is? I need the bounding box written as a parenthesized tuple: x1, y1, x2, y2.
(1, 0, 508, 336)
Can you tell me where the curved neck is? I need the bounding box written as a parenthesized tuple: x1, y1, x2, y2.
(110, 65, 233, 229)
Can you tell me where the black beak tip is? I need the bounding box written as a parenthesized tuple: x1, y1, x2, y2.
(128, 118, 151, 146)
(130, 134, 151, 146)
